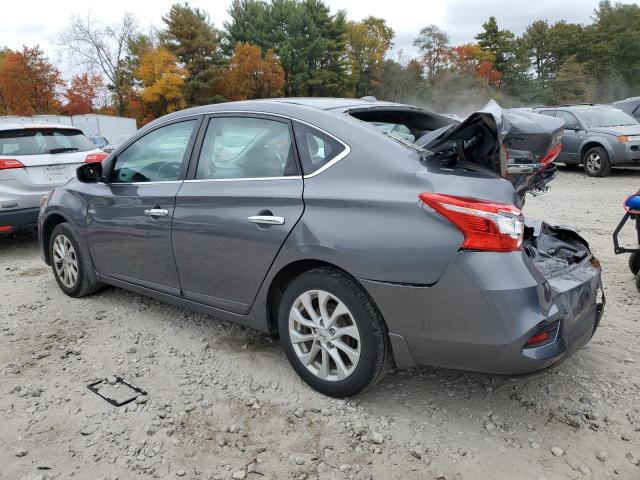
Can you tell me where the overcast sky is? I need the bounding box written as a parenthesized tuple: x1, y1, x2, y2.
(3, 0, 638, 79)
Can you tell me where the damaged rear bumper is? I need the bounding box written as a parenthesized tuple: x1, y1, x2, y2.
(361, 221, 604, 374)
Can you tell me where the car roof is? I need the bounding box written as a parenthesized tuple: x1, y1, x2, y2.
(535, 104, 616, 111)
(142, 97, 417, 133)
(0, 122, 81, 131)
(613, 96, 640, 104)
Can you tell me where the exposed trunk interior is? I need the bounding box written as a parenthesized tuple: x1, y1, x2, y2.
(347, 101, 565, 208)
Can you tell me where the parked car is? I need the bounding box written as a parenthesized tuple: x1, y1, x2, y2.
(0, 123, 107, 234)
(612, 96, 640, 120)
(102, 134, 136, 154)
(533, 104, 640, 177)
(38, 99, 604, 396)
(89, 136, 109, 149)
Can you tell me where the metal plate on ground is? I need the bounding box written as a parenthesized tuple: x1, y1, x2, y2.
(87, 376, 147, 407)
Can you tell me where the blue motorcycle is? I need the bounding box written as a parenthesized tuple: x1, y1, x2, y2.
(613, 191, 640, 292)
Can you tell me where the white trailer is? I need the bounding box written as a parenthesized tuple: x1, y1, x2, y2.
(32, 115, 73, 126)
(71, 114, 137, 145)
(0, 116, 33, 124)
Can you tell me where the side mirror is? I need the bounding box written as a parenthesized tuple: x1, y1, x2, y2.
(566, 124, 580, 131)
(77, 162, 103, 183)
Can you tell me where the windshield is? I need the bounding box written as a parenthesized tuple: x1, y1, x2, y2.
(0, 128, 95, 156)
(585, 109, 638, 128)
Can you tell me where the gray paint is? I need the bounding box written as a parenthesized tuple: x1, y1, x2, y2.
(39, 98, 603, 376)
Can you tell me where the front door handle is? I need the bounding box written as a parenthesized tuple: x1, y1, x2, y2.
(248, 215, 285, 226)
(144, 208, 169, 217)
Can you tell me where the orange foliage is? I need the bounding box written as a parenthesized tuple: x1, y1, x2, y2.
(451, 43, 502, 87)
(0, 46, 62, 115)
(63, 73, 103, 115)
(222, 43, 285, 101)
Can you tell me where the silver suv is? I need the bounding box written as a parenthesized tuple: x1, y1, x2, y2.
(534, 104, 640, 177)
(0, 123, 106, 233)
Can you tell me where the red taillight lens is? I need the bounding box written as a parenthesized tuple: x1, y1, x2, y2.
(524, 321, 560, 348)
(85, 153, 108, 163)
(419, 193, 524, 252)
(0, 225, 12, 232)
(525, 331, 550, 346)
(540, 144, 562, 165)
(0, 159, 24, 170)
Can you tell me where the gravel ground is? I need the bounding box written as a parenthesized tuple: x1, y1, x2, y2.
(1, 167, 639, 480)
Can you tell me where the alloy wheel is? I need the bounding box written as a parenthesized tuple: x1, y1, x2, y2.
(52, 234, 79, 289)
(288, 289, 361, 382)
(586, 152, 601, 174)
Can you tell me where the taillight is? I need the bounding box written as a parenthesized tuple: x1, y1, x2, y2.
(85, 152, 108, 163)
(0, 159, 24, 170)
(419, 192, 524, 252)
(540, 144, 562, 165)
(524, 321, 560, 348)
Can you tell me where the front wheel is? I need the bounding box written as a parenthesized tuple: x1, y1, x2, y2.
(583, 146, 612, 177)
(630, 252, 640, 276)
(278, 268, 392, 397)
(49, 223, 101, 297)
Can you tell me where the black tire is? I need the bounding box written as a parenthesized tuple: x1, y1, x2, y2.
(278, 267, 392, 397)
(49, 223, 102, 297)
(636, 272, 640, 294)
(630, 252, 640, 276)
(583, 146, 612, 177)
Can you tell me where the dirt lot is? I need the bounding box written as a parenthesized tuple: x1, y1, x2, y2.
(1, 167, 639, 480)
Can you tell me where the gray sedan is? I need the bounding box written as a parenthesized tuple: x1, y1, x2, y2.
(38, 98, 603, 396)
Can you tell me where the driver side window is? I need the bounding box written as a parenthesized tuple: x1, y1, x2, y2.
(112, 119, 197, 183)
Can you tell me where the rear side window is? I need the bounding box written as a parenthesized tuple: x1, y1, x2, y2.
(0, 128, 95, 156)
(537, 110, 556, 117)
(293, 122, 346, 175)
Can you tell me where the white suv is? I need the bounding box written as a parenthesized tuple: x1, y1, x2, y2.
(0, 123, 106, 233)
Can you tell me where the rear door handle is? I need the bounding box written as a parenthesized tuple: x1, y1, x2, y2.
(144, 208, 169, 217)
(247, 215, 285, 226)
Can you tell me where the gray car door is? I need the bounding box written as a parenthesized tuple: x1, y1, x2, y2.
(555, 111, 583, 164)
(172, 114, 304, 314)
(85, 118, 200, 295)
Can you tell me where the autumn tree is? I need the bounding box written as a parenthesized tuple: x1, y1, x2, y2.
(450, 44, 502, 87)
(63, 73, 103, 115)
(413, 25, 450, 82)
(346, 17, 394, 97)
(136, 48, 187, 117)
(59, 13, 138, 115)
(222, 43, 284, 100)
(160, 2, 223, 106)
(0, 46, 62, 115)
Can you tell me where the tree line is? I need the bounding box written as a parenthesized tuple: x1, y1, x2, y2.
(0, 0, 637, 124)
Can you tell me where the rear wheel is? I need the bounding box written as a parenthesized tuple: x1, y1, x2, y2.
(630, 252, 640, 276)
(278, 267, 391, 397)
(636, 272, 640, 293)
(50, 223, 101, 297)
(583, 146, 612, 177)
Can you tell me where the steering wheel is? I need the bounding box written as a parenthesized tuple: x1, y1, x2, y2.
(155, 162, 182, 181)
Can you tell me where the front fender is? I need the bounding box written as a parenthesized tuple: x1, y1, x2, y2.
(578, 135, 617, 159)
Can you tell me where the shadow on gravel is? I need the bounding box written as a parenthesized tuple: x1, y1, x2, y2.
(0, 229, 38, 252)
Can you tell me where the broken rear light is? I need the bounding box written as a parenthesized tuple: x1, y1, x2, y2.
(540, 144, 562, 165)
(85, 152, 108, 163)
(0, 159, 24, 170)
(419, 193, 524, 252)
